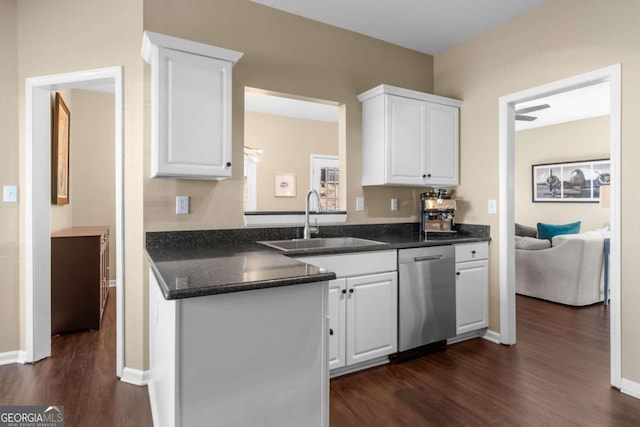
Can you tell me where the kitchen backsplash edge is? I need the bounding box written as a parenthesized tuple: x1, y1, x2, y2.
(145, 223, 490, 248)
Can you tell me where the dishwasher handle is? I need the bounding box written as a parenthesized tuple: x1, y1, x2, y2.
(413, 255, 444, 262)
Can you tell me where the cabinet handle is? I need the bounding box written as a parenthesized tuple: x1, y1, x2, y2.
(329, 328, 334, 336)
(341, 289, 347, 294)
(427, 173, 432, 178)
(349, 288, 354, 294)
(226, 162, 232, 167)
(456, 272, 461, 276)
(422, 174, 427, 178)
(471, 250, 476, 255)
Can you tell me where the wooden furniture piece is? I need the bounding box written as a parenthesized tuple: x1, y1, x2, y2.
(51, 226, 110, 334)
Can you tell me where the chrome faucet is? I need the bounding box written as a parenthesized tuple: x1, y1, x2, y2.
(304, 189, 322, 239)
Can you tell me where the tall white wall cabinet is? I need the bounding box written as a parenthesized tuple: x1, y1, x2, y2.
(142, 31, 243, 179)
(358, 84, 462, 187)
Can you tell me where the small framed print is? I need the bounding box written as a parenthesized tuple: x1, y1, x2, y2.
(274, 173, 296, 197)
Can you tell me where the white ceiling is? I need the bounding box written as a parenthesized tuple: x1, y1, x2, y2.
(251, 0, 547, 55)
(515, 82, 610, 131)
(245, 90, 340, 123)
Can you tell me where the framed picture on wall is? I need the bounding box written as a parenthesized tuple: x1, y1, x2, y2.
(532, 159, 610, 202)
(52, 92, 71, 205)
(274, 173, 296, 197)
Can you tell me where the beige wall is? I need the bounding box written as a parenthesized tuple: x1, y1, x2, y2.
(515, 116, 610, 232)
(0, 0, 19, 353)
(434, 0, 640, 382)
(143, 0, 433, 231)
(69, 89, 117, 280)
(15, 0, 145, 369)
(245, 112, 338, 211)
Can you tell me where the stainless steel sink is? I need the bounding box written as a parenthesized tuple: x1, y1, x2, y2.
(258, 237, 388, 252)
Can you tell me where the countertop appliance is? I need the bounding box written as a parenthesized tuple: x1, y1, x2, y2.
(398, 246, 456, 352)
(420, 191, 457, 235)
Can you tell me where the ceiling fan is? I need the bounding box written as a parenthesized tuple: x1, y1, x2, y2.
(515, 104, 550, 121)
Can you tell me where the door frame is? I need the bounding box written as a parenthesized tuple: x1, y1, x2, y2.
(24, 66, 125, 377)
(498, 64, 621, 387)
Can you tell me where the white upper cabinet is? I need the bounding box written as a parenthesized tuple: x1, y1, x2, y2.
(358, 85, 461, 187)
(142, 31, 243, 179)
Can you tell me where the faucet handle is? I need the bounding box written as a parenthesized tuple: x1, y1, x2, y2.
(313, 218, 320, 236)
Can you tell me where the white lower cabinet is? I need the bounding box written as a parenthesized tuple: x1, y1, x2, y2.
(296, 250, 398, 374)
(455, 243, 489, 335)
(346, 272, 398, 365)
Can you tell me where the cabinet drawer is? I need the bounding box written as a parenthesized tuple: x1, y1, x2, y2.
(296, 250, 397, 278)
(455, 242, 488, 262)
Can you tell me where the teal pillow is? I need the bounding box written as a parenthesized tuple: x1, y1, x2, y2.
(537, 221, 581, 240)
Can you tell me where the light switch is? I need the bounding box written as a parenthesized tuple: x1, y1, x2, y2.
(176, 196, 189, 214)
(488, 199, 497, 214)
(391, 198, 398, 211)
(356, 197, 365, 212)
(3, 185, 18, 203)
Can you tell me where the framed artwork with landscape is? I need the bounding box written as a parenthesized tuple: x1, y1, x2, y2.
(52, 92, 70, 205)
(532, 159, 610, 203)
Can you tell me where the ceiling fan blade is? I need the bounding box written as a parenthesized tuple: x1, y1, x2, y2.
(515, 115, 537, 121)
(515, 104, 550, 115)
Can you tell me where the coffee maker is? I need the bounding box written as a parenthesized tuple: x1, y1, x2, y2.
(420, 189, 457, 235)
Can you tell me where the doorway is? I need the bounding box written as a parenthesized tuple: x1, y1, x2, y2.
(498, 64, 621, 387)
(24, 66, 125, 377)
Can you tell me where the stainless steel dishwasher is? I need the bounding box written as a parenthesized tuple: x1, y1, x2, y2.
(398, 245, 456, 352)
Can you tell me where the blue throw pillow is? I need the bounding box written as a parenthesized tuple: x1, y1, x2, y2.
(537, 221, 581, 240)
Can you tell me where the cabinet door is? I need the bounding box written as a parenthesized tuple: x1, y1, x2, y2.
(425, 103, 459, 186)
(328, 279, 347, 370)
(455, 260, 489, 335)
(385, 95, 427, 186)
(346, 272, 398, 365)
(154, 47, 232, 179)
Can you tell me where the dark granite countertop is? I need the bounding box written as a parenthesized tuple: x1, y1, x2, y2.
(146, 243, 336, 300)
(145, 223, 490, 300)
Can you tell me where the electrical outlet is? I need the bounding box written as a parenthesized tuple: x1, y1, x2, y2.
(176, 196, 189, 215)
(3, 185, 18, 203)
(488, 199, 497, 214)
(391, 198, 398, 211)
(356, 197, 365, 212)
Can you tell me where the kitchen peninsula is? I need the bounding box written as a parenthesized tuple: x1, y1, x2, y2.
(145, 223, 489, 427)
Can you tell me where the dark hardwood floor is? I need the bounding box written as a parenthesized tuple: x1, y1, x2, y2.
(0, 289, 153, 427)
(330, 295, 640, 426)
(2, 292, 639, 426)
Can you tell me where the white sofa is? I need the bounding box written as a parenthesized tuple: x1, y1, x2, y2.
(515, 231, 606, 306)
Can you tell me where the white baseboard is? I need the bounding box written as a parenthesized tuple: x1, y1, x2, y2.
(109, 280, 117, 287)
(447, 329, 485, 345)
(330, 356, 389, 378)
(621, 378, 640, 400)
(482, 329, 501, 344)
(0, 350, 27, 366)
(120, 367, 150, 386)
